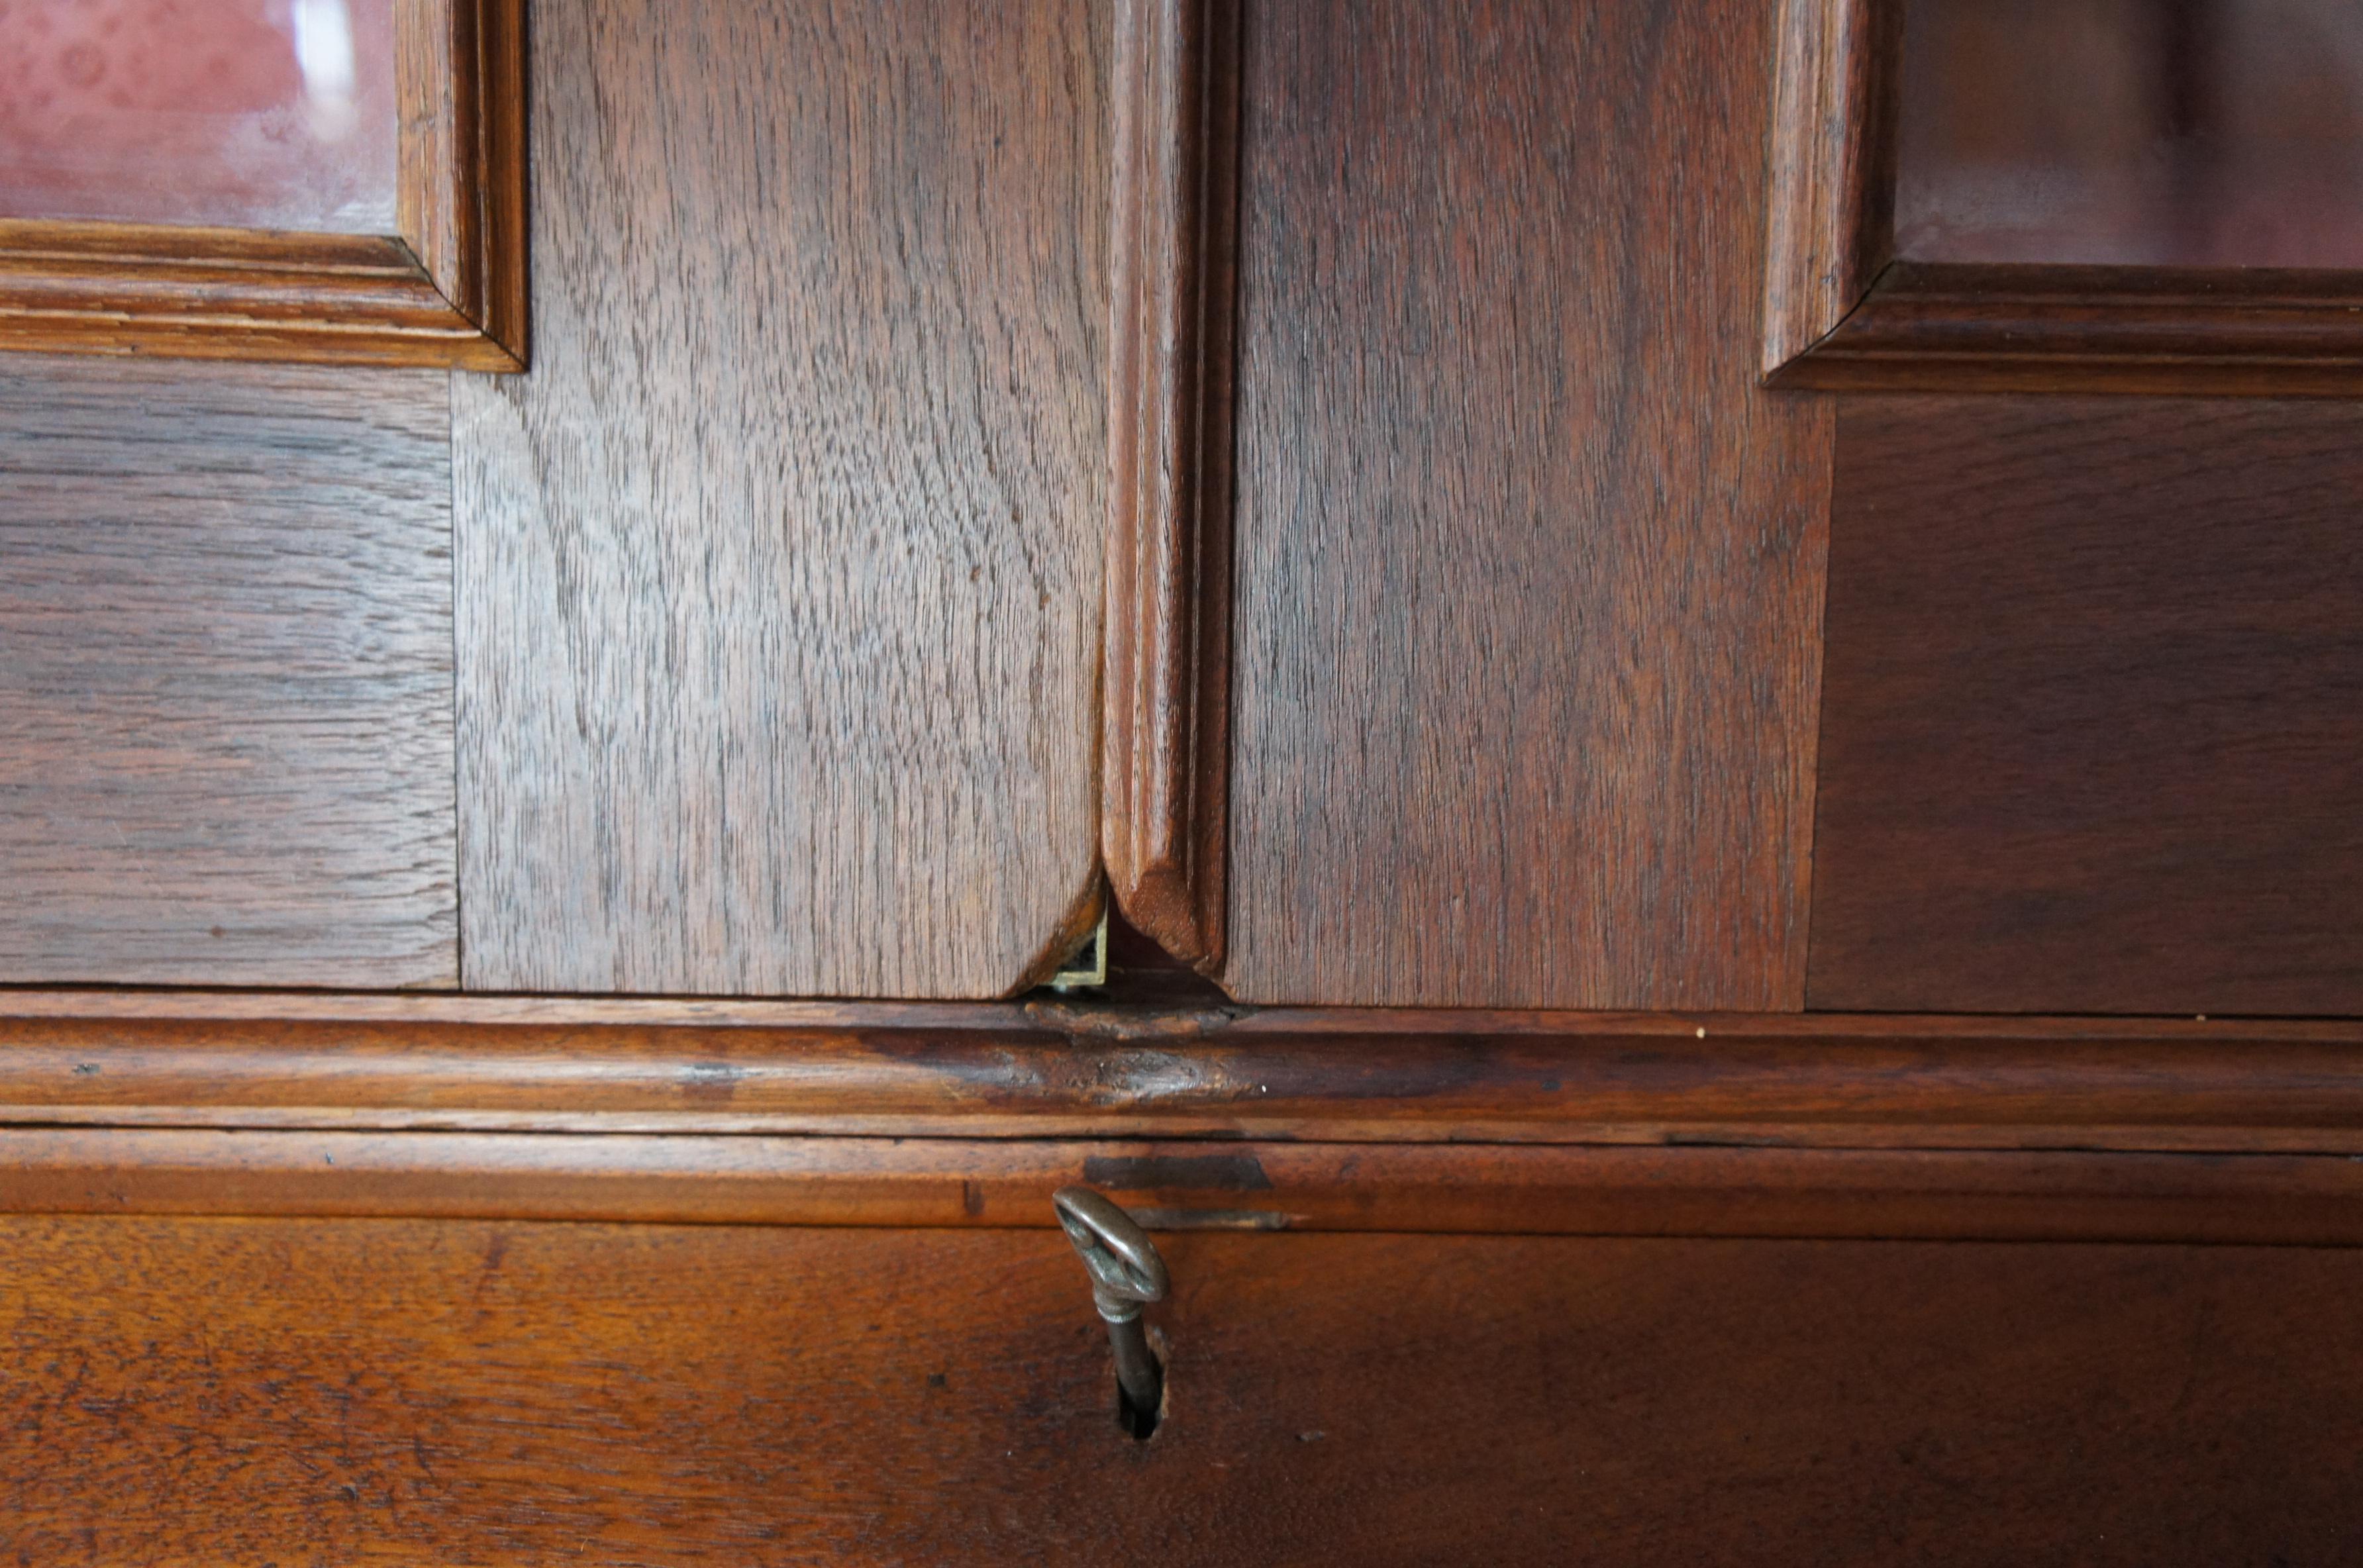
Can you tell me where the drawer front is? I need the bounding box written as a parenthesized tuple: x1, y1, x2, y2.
(8, 1216, 2360, 1565)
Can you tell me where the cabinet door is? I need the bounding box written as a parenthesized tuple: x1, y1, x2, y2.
(452, 0, 1109, 998)
(1217, 0, 1831, 1008)
(9, 1216, 2360, 1563)
(0, 0, 1111, 1001)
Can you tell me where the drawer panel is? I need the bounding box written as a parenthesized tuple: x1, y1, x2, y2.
(5, 1217, 2358, 1564)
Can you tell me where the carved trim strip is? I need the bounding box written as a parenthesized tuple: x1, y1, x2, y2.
(5, 994, 2363, 1155)
(7, 1128, 2363, 1244)
(1103, 0, 1243, 969)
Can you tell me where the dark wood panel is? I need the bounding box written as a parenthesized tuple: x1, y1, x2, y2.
(1224, 0, 1833, 1007)
(454, 0, 1109, 997)
(0, 360, 456, 987)
(8, 993, 2363, 1155)
(6, 1218, 2362, 1563)
(1811, 396, 2363, 1015)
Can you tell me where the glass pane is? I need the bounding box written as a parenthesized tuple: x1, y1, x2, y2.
(1896, 0, 2363, 268)
(0, 0, 399, 234)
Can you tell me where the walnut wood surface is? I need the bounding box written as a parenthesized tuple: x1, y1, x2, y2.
(0, 0, 524, 369)
(6, 1218, 2362, 1563)
(0, 361, 457, 988)
(13, 1128, 2363, 1245)
(1811, 396, 2363, 1015)
(453, 0, 1109, 997)
(1776, 262, 2363, 394)
(7, 996, 2363, 1155)
(1102, 0, 1241, 972)
(1223, 0, 1833, 1008)
(1762, 0, 1899, 371)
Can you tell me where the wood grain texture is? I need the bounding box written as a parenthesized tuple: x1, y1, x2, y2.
(0, 360, 457, 987)
(454, 0, 1108, 998)
(6, 1218, 2363, 1563)
(0, 221, 515, 368)
(8, 995, 2363, 1155)
(1761, 0, 1899, 372)
(395, 0, 530, 364)
(1811, 396, 2363, 1015)
(15, 1128, 2363, 1244)
(1103, 0, 1242, 971)
(0, 0, 524, 369)
(1774, 261, 2363, 395)
(1223, 0, 1833, 1007)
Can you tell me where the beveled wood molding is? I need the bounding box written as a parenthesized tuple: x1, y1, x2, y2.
(1760, 0, 2363, 395)
(11, 1127, 2363, 1246)
(0, 0, 525, 371)
(10, 993, 2363, 1240)
(1762, 0, 1899, 377)
(1102, 0, 1243, 971)
(7, 991, 2363, 1155)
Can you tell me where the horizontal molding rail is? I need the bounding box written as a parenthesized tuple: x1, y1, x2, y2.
(7, 1130, 2363, 1246)
(1, 992, 2360, 1154)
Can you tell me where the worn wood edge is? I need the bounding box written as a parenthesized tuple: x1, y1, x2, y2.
(1003, 874, 1111, 997)
(6, 1128, 2363, 1244)
(1102, 0, 1241, 973)
(1774, 263, 2363, 397)
(0, 0, 525, 371)
(1760, 0, 1895, 376)
(6, 996, 2363, 1154)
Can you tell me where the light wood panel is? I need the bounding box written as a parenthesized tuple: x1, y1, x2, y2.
(6, 1218, 2362, 1563)
(0, 360, 456, 987)
(1811, 396, 2363, 1015)
(1222, 0, 1833, 1006)
(453, 0, 1109, 997)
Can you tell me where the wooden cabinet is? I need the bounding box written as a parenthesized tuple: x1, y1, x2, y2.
(3, 0, 2363, 1556)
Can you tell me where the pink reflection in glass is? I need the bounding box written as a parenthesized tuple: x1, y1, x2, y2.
(0, 0, 399, 234)
(1897, 0, 2363, 268)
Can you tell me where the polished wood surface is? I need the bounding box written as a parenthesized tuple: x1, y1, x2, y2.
(454, 0, 1109, 997)
(1102, 0, 1240, 973)
(7, 1218, 2362, 1563)
(14, 1128, 2363, 1244)
(1774, 260, 2363, 395)
(0, 0, 525, 368)
(0, 361, 457, 988)
(1811, 395, 2363, 1016)
(1224, 0, 1832, 1008)
(7, 995, 2363, 1155)
(1762, 0, 1898, 371)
